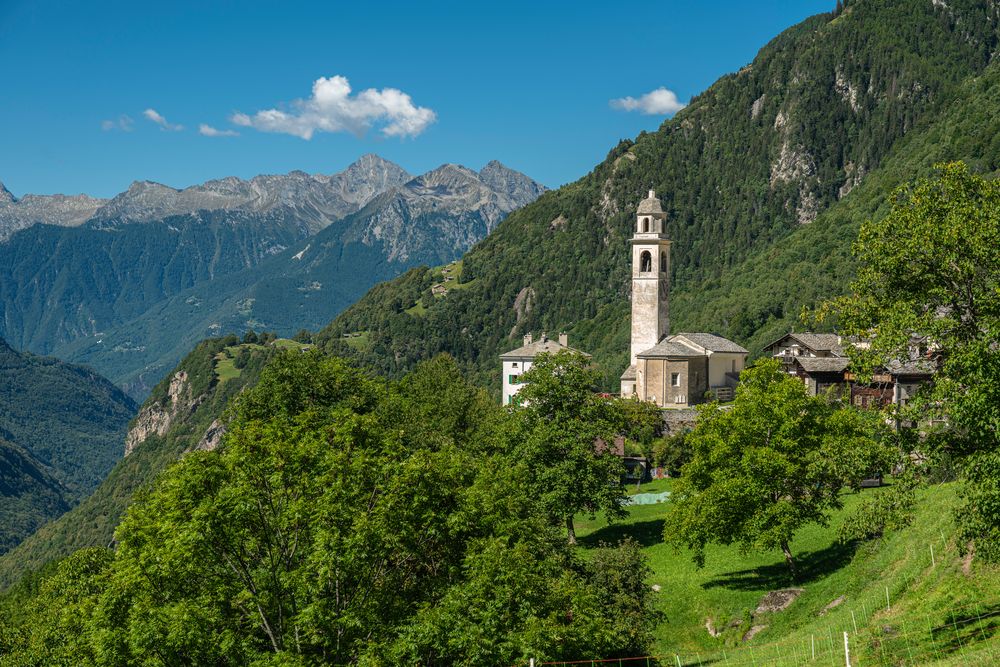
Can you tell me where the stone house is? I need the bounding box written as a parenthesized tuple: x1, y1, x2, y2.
(763, 332, 845, 374)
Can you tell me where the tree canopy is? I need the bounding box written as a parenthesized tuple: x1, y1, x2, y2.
(0, 352, 657, 666)
(834, 162, 1000, 560)
(509, 351, 662, 543)
(663, 360, 894, 577)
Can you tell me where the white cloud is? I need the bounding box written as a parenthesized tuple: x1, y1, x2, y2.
(199, 123, 239, 137)
(101, 114, 134, 132)
(231, 75, 436, 140)
(610, 87, 686, 115)
(143, 108, 184, 131)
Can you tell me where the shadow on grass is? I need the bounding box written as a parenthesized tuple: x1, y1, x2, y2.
(701, 540, 859, 590)
(929, 603, 1000, 655)
(579, 519, 666, 548)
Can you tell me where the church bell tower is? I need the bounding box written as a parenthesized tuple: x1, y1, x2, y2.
(629, 190, 671, 365)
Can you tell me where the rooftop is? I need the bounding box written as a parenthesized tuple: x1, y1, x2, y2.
(674, 332, 749, 354)
(499, 336, 590, 360)
(795, 356, 851, 373)
(765, 331, 845, 356)
(637, 340, 705, 359)
(636, 189, 665, 216)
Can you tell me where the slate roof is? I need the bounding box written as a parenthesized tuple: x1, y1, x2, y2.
(887, 359, 936, 376)
(795, 357, 851, 373)
(636, 340, 705, 359)
(675, 332, 749, 354)
(636, 192, 665, 216)
(620, 364, 637, 381)
(764, 332, 845, 356)
(499, 338, 590, 360)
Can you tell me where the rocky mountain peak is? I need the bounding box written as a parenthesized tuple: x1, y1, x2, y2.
(479, 160, 548, 209)
(0, 181, 15, 205)
(332, 154, 411, 205)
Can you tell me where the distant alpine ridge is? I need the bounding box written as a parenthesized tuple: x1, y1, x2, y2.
(0, 156, 545, 396)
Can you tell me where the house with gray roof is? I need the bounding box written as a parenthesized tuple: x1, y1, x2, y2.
(500, 332, 589, 405)
(763, 331, 846, 374)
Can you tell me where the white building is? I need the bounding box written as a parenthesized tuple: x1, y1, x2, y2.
(499, 332, 589, 405)
(620, 191, 748, 408)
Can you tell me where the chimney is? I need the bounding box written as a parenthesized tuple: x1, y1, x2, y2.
(540, 331, 548, 343)
(523, 333, 533, 346)
(559, 332, 568, 347)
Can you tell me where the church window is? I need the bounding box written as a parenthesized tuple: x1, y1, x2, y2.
(643, 218, 649, 232)
(671, 372, 681, 387)
(640, 251, 652, 272)
(660, 251, 667, 273)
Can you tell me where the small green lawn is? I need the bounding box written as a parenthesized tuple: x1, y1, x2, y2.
(340, 332, 370, 352)
(272, 338, 313, 351)
(573, 481, 1000, 665)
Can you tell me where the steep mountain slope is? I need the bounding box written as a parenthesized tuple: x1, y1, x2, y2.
(0, 338, 135, 555)
(0, 158, 543, 398)
(0, 338, 136, 497)
(314, 0, 1000, 390)
(0, 439, 69, 555)
(0, 336, 275, 588)
(43, 162, 545, 396)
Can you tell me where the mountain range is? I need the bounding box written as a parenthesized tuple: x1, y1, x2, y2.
(0, 157, 544, 397)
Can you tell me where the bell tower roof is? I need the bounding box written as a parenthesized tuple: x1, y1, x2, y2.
(637, 190, 665, 217)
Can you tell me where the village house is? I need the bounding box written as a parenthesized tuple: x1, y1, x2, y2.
(619, 191, 748, 408)
(762, 331, 846, 374)
(499, 332, 589, 405)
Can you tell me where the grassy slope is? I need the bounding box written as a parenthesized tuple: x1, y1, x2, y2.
(575, 481, 1000, 665)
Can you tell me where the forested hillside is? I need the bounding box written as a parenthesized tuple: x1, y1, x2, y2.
(316, 0, 1000, 390)
(0, 336, 274, 588)
(0, 338, 136, 555)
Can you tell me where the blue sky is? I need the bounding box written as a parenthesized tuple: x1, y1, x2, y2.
(0, 1, 831, 198)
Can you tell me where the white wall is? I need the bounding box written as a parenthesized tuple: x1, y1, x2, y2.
(707, 352, 746, 388)
(502, 359, 533, 405)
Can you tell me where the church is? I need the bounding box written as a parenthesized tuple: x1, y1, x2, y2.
(499, 190, 747, 409)
(618, 191, 747, 408)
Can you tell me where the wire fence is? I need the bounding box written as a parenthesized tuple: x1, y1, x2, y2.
(515, 529, 1000, 667)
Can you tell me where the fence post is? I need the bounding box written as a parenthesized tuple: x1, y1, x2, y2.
(530, 660, 535, 667)
(885, 586, 890, 612)
(851, 610, 858, 634)
(843, 631, 851, 667)
(930, 544, 936, 567)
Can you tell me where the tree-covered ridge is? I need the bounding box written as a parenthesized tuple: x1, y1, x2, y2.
(0, 338, 136, 499)
(316, 0, 1000, 391)
(0, 336, 275, 589)
(0, 337, 136, 556)
(0, 439, 69, 556)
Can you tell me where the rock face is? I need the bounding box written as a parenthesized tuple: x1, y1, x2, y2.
(0, 181, 15, 204)
(341, 162, 546, 263)
(193, 419, 227, 452)
(123, 370, 193, 456)
(0, 192, 107, 241)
